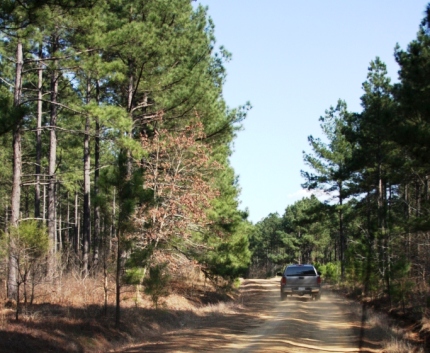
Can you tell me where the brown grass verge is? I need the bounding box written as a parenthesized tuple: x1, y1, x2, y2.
(0, 271, 240, 353)
(328, 284, 428, 353)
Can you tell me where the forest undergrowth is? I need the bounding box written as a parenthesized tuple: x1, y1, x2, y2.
(0, 266, 241, 353)
(329, 282, 430, 353)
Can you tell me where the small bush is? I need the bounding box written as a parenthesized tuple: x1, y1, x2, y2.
(319, 262, 340, 283)
(391, 279, 415, 312)
(143, 263, 171, 308)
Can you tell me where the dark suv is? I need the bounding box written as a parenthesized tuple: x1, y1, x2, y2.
(279, 264, 321, 301)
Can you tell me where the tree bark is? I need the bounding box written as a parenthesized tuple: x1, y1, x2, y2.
(82, 80, 91, 277)
(93, 81, 101, 270)
(35, 44, 43, 219)
(74, 192, 79, 253)
(8, 39, 23, 300)
(48, 32, 59, 277)
(115, 67, 135, 328)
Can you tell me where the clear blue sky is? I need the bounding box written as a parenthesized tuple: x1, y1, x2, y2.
(195, 1, 429, 223)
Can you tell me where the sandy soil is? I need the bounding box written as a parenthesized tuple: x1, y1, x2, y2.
(115, 278, 394, 353)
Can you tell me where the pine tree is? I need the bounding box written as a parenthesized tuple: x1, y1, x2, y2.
(346, 58, 398, 301)
(302, 100, 354, 279)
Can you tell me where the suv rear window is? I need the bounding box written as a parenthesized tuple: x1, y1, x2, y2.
(285, 266, 316, 276)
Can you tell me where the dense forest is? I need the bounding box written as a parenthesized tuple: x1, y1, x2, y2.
(0, 0, 252, 324)
(249, 4, 430, 318)
(2, 0, 430, 332)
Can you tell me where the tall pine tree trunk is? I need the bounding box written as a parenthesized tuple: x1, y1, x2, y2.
(82, 80, 91, 277)
(48, 32, 59, 278)
(8, 39, 23, 300)
(93, 81, 101, 270)
(35, 45, 43, 219)
(115, 67, 135, 328)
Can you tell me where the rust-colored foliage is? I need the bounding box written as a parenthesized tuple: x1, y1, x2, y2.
(137, 115, 220, 246)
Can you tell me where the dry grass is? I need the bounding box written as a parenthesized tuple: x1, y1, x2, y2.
(0, 266, 240, 353)
(332, 284, 427, 353)
(384, 337, 425, 353)
(421, 315, 430, 332)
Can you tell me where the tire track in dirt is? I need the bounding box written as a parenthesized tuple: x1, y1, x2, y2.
(116, 278, 388, 353)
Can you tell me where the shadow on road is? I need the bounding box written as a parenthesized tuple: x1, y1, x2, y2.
(117, 278, 388, 353)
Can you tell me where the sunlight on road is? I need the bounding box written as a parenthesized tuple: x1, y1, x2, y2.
(119, 279, 386, 353)
(219, 280, 383, 353)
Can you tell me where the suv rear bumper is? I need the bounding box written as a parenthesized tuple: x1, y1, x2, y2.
(281, 287, 320, 295)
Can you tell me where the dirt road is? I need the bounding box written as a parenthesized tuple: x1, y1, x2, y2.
(120, 278, 388, 353)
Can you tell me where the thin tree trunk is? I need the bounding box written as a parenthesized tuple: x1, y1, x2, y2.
(378, 173, 390, 306)
(103, 242, 108, 315)
(82, 80, 91, 277)
(48, 32, 59, 278)
(115, 68, 135, 328)
(8, 39, 23, 301)
(58, 190, 62, 251)
(74, 192, 79, 253)
(115, 234, 122, 328)
(416, 182, 421, 217)
(66, 192, 70, 246)
(43, 184, 46, 221)
(339, 182, 345, 281)
(35, 44, 43, 219)
(111, 188, 116, 253)
(77, 212, 81, 252)
(93, 81, 101, 270)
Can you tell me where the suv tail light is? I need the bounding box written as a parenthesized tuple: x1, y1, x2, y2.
(281, 276, 287, 285)
(317, 276, 321, 285)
